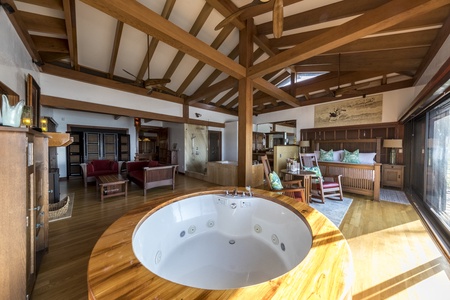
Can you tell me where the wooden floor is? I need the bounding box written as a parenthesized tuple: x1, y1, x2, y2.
(32, 175, 450, 300)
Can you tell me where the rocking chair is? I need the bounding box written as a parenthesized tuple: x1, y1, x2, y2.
(261, 155, 306, 203)
(299, 153, 343, 203)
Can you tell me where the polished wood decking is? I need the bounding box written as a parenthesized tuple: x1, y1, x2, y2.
(33, 175, 450, 299)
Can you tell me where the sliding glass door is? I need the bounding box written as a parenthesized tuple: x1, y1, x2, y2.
(425, 101, 450, 231)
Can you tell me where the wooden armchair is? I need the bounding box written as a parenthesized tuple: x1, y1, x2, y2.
(299, 153, 343, 203)
(260, 155, 306, 203)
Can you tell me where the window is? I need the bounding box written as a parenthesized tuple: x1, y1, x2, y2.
(277, 73, 325, 88)
(426, 100, 450, 231)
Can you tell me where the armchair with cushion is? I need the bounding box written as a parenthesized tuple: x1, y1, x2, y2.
(261, 155, 306, 203)
(299, 153, 343, 203)
(80, 159, 120, 187)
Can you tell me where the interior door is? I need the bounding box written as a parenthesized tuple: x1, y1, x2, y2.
(208, 131, 222, 161)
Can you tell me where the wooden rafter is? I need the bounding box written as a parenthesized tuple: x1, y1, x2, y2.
(62, 0, 78, 69)
(248, 0, 450, 79)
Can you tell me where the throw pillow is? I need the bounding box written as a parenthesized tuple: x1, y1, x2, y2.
(359, 152, 376, 164)
(319, 149, 334, 161)
(269, 171, 283, 190)
(342, 149, 360, 163)
(303, 166, 323, 179)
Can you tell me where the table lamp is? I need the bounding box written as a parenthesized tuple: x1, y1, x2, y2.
(383, 139, 402, 165)
(299, 140, 310, 153)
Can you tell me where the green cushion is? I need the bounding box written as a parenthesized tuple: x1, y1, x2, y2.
(269, 171, 283, 190)
(342, 149, 360, 163)
(303, 166, 323, 179)
(319, 149, 334, 161)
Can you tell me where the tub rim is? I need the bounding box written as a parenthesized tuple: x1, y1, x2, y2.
(87, 187, 354, 300)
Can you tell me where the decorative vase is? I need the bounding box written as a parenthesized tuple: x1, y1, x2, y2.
(2, 94, 25, 127)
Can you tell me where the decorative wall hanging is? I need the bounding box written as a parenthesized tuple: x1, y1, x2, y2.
(26, 74, 41, 128)
(314, 94, 383, 128)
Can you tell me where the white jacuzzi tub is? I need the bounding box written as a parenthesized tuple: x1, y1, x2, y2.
(132, 194, 312, 290)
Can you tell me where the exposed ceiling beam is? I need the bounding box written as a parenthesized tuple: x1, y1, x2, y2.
(253, 77, 300, 107)
(62, 0, 78, 70)
(248, 0, 450, 79)
(187, 76, 237, 104)
(136, 0, 176, 81)
(413, 12, 450, 84)
(41, 94, 185, 123)
(1, 0, 43, 65)
(164, 2, 213, 80)
(177, 23, 235, 95)
(108, 20, 123, 79)
(42, 64, 184, 104)
(18, 0, 63, 10)
(80, 0, 246, 80)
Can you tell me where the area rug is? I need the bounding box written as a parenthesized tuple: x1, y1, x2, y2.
(380, 188, 410, 205)
(309, 197, 353, 227)
(49, 193, 75, 222)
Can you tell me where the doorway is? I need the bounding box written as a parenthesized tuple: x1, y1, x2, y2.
(208, 130, 222, 161)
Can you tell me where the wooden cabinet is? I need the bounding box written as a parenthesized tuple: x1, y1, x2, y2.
(159, 149, 178, 165)
(301, 122, 404, 164)
(0, 127, 49, 299)
(67, 132, 83, 177)
(118, 134, 130, 161)
(252, 132, 265, 151)
(382, 164, 404, 189)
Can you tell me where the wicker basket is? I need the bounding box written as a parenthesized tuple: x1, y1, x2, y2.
(49, 195, 70, 219)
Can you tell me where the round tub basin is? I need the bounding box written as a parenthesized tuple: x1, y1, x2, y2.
(132, 194, 312, 289)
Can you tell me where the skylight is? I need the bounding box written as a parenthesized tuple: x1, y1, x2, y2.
(277, 73, 325, 88)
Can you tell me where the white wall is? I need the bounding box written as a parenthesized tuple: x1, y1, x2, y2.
(164, 122, 185, 172)
(224, 121, 238, 161)
(0, 9, 40, 100)
(254, 87, 418, 142)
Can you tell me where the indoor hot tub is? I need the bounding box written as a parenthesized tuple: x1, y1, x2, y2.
(87, 188, 354, 299)
(132, 194, 312, 289)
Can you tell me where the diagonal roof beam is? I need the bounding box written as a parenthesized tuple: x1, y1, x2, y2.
(253, 78, 300, 107)
(80, 0, 246, 80)
(187, 76, 237, 104)
(108, 20, 123, 79)
(62, 0, 78, 70)
(164, 2, 213, 80)
(136, 0, 176, 81)
(248, 0, 450, 79)
(413, 12, 450, 84)
(177, 23, 234, 94)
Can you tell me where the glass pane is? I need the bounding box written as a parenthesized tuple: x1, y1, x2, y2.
(426, 102, 450, 230)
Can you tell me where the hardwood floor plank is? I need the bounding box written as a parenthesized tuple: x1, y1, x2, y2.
(32, 176, 450, 299)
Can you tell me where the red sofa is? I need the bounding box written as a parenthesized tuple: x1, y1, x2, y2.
(126, 161, 178, 196)
(80, 160, 119, 187)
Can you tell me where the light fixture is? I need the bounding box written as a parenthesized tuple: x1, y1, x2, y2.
(195, 113, 202, 118)
(21, 105, 33, 128)
(40, 117, 48, 132)
(383, 139, 402, 165)
(299, 140, 310, 153)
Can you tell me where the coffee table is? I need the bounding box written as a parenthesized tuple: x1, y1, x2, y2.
(96, 174, 129, 202)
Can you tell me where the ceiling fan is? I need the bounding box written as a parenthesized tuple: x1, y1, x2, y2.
(123, 34, 171, 90)
(330, 53, 370, 97)
(215, 0, 284, 38)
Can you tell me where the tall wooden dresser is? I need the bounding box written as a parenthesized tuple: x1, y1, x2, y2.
(0, 127, 49, 299)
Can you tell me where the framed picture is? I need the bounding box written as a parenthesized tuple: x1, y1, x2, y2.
(26, 74, 41, 128)
(314, 94, 383, 128)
